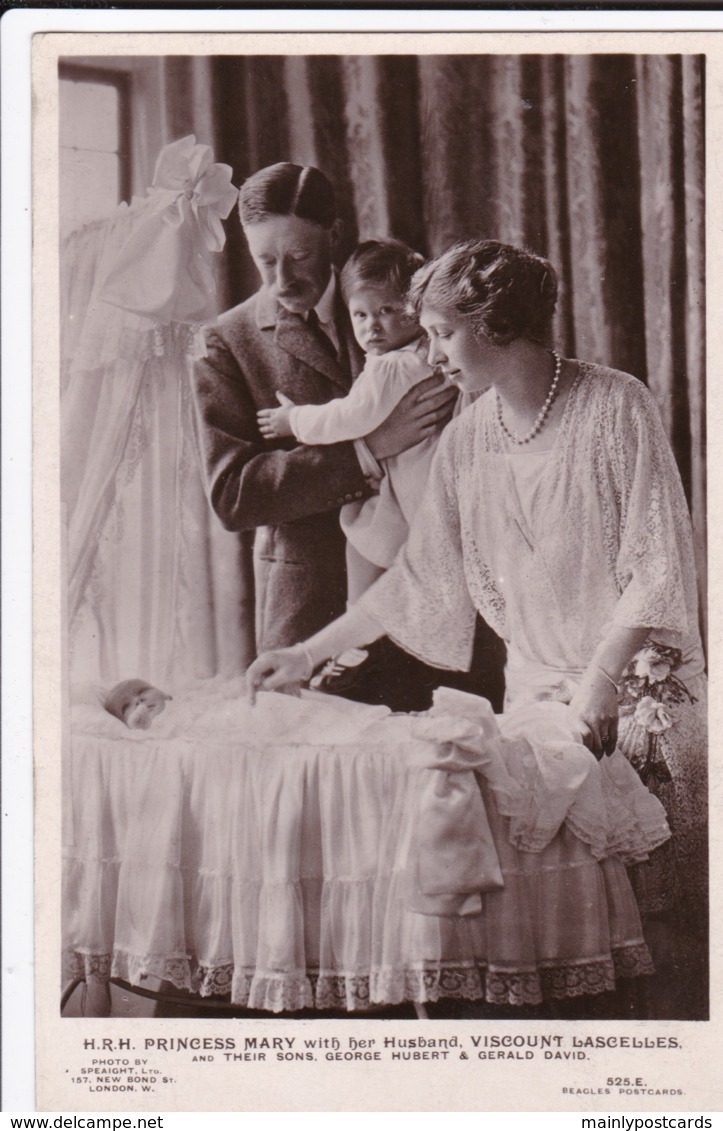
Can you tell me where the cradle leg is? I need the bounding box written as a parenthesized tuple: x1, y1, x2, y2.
(81, 980, 112, 1017)
(413, 1001, 429, 1020)
(60, 977, 84, 1013)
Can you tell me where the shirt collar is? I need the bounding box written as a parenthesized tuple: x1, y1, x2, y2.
(256, 272, 337, 332)
(312, 272, 337, 326)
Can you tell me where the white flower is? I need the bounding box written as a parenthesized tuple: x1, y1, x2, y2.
(634, 695, 673, 735)
(633, 647, 672, 684)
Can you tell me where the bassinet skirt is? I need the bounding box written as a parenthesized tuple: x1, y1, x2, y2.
(63, 684, 657, 1012)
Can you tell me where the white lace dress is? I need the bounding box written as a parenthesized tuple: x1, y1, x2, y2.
(359, 362, 707, 922)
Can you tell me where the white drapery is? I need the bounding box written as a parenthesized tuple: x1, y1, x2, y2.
(62, 136, 254, 687)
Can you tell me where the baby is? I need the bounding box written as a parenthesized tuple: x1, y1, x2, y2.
(104, 679, 172, 730)
(257, 238, 438, 604)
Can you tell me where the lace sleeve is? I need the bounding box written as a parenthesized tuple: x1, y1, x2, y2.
(357, 422, 477, 670)
(608, 377, 699, 638)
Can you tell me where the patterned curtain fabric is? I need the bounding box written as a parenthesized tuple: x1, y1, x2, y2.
(214, 53, 705, 641)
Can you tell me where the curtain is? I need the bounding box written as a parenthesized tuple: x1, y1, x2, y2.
(63, 53, 706, 687)
(213, 53, 705, 640)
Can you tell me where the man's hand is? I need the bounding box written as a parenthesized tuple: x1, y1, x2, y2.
(257, 405, 294, 439)
(365, 372, 457, 461)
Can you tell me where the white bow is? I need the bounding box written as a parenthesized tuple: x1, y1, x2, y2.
(99, 135, 239, 324)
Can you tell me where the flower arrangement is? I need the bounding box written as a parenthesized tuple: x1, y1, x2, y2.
(618, 643, 695, 786)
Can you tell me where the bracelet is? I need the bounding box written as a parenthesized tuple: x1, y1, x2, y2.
(287, 643, 317, 680)
(596, 665, 619, 694)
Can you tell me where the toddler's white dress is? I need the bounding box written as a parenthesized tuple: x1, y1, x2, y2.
(288, 336, 438, 567)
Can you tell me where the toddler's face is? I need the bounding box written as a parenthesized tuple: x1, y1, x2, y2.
(348, 284, 419, 356)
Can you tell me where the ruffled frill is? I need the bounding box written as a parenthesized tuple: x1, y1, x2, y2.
(411, 691, 670, 871)
(63, 684, 657, 1012)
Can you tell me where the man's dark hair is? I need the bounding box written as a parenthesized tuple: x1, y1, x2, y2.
(238, 163, 336, 230)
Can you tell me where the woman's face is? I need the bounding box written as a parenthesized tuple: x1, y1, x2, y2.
(420, 305, 498, 393)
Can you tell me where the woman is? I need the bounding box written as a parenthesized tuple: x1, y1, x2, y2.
(247, 240, 707, 1017)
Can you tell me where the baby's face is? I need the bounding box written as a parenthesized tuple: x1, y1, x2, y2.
(347, 284, 419, 355)
(121, 686, 170, 730)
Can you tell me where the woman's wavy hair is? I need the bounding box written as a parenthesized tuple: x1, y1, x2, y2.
(407, 239, 558, 346)
(238, 163, 336, 230)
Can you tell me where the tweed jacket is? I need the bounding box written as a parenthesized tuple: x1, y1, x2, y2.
(192, 281, 370, 649)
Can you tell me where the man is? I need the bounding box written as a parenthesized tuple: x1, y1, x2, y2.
(192, 163, 505, 709)
(192, 163, 454, 648)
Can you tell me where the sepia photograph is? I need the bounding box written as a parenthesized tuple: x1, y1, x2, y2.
(23, 24, 719, 1112)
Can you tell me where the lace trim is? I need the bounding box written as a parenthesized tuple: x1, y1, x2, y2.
(244, 973, 315, 1013)
(62, 942, 653, 1010)
(63, 951, 113, 985)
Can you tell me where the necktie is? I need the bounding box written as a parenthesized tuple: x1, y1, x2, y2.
(307, 308, 338, 359)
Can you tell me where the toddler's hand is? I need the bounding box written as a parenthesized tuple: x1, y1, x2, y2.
(257, 405, 293, 439)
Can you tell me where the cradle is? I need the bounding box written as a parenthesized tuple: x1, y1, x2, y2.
(62, 679, 659, 1015)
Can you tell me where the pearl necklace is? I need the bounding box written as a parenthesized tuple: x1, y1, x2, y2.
(496, 349, 562, 446)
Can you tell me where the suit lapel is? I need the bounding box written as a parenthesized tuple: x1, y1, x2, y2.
(255, 279, 362, 393)
(274, 310, 351, 391)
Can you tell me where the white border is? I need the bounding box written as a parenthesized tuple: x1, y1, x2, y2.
(6, 8, 723, 33)
(4, 5, 723, 1117)
(2, 7, 35, 1115)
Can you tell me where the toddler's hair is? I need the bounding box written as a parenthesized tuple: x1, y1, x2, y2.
(341, 239, 426, 304)
(238, 163, 336, 230)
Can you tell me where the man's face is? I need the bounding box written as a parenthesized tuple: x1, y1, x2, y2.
(245, 214, 334, 315)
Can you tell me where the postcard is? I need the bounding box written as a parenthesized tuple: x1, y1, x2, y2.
(15, 17, 723, 1113)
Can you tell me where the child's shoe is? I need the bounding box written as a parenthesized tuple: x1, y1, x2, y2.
(309, 648, 377, 699)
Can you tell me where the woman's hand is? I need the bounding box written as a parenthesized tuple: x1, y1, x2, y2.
(246, 645, 314, 705)
(568, 668, 620, 760)
(366, 372, 457, 460)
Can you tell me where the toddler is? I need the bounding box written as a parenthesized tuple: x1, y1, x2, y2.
(257, 238, 439, 604)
